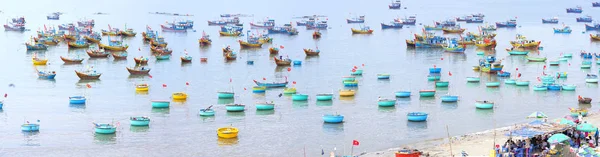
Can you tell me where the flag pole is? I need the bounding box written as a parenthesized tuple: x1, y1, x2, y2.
(447, 125, 454, 156)
(350, 142, 354, 157)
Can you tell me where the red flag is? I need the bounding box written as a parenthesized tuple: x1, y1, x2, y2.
(280, 45, 284, 49)
(186, 82, 190, 85)
(516, 68, 518, 71)
(293, 81, 296, 84)
(362, 64, 365, 67)
(433, 65, 436, 68)
(441, 57, 444, 60)
(148, 75, 153, 78)
(352, 69, 356, 72)
(354, 66, 358, 69)
(230, 78, 232, 82)
(244, 88, 247, 90)
(86, 83, 92, 88)
(162, 84, 167, 88)
(3, 93, 6, 98)
(448, 71, 452, 76)
(138, 47, 141, 51)
(518, 73, 521, 78)
(543, 65, 546, 69)
(353, 140, 360, 146)
(263, 78, 266, 80)
(287, 67, 291, 72)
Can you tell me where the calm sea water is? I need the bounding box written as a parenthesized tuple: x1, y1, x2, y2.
(0, 0, 599, 156)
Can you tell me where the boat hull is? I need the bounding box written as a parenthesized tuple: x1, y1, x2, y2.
(218, 92, 235, 99)
(316, 94, 333, 101)
(323, 115, 344, 123)
(151, 101, 170, 108)
(292, 94, 308, 101)
(441, 96, 458, 102)
(69, 96, 86, 104)
(95, 127, 116, 134)
(21, 124, 40, 132)
(378, 100, 396, 107)
(475, 102, 494, 109)
(199, 109, 215, 116)
(130, 119, 150, 126)
(255, 104, 274, 110)
(419, 91, 435, 97)
(486, 82, 501, 87)
(466, 77, 480, 82)
(226, 105, 245, 112)
(395, 91, 411, 98)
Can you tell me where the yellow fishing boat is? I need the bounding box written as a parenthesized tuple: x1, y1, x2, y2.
(135, 84, 149, 91)
(219, 31, 241, 36)
(67, 41, 91, 48)
(172, 92, 187, 100)
(591, 34, 600, 40)
(32, 57, 48, 65)
(258, 37, 273, 44)
(83, 36, 101, 43)
(510, 34, 541, 48)
(339, 89, 356, 97)
(63, 34, 77, 40)
(473, 33, 497, 39)
(198, 38, 211, 45)
(442, 27, 466, 33)
(239, 40, 262, 48)
(475, 40, 497, 49)
(351, 28, 373, 34)
(99, 43, 129, 51)
(457, 40, 475, 45)
(119, 29, 137, 37)
(217, 126, 239, 138)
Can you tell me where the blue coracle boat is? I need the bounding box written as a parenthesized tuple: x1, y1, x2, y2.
(255, 102, 275, 110)
(130, 116, 150, 126)
(69, 96, 86, 104)
(407, 112, 428, 122)
(441, 95, 459, 102)
(323, 114, 344, 123)
(292, 94, 309, 101)
(226, 104, 245, 112)
(151, 100, 170, 108)
(217, 92, 235, 99)
(199, 108, 215, 116)
(497, 71, 511, 77)
(21, 123, 40, 132)
(547, 84, 562, 90)
(94, 123, 117, 134)
(429, 67, 441, 73)
(395, 91, 411, 98)
(316, 94, 334, 101)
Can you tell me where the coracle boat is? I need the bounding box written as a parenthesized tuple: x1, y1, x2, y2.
(323, 114, 344, 123)
(274, 57, 292, 66)
(129, 116, 150, 126)
(515, 80, 530, 86)
(269, 47, 279, 54)
(94, 123, 117, 134)
(562, 84, 576, 91)
(527, 57, 547, 62)
(172, 92, 187, 100)
(217, 126, 239, 138)
(533, 85, 548, 91)
(86, 49, 109, 58)
(60, 56, 84, 64)
(378, 98, 396, 107)
(506, 48, 529, 55)
(486, 82, 501, 87)
(395, 91, 411, 98)
(252, 86, 266, 93)
(226, 104, 245, 112)
(435, 81, 449, 87)
(199, 106, 215, 116)
(578, 95, 592, 104)
(135, 84, 149, 91)
(155, 54, 171, 60)
(441, 95, 459, 102)
(69, 96, 86, 104)
(475, 100, 494, 109)
(316, 93, 333, 101)
(255, 102, 275, 110)
(181, 55, 192, 63)
(429, 67, 441, 73)
(99, 40, 129, 51)
(112, 52, 127, 60)
(292, 94, 309, 101)
(283, 87, 297, 94)
(134, 56, 149, 64)
(339, 89, 355, 97)
(303, 48, 320, 56)
(377, 74, 391, 79)
(151, 100, 170, 108)
(343, 80, 358, 87)
(419, 90, 435, 97)
(21, 123, 40, 132)
(126, 67, 150, 75)
(32, 57, 48, 65)
(67, 40, 91, 48)
(406, 112, 428, 122)
(75, 70, 101, 80)
(351, 26, 373, 34)
(217, 92, 234, 99)
(570, 108, 588, 117)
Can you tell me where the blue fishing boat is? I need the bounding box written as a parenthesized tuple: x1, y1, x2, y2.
(218, 92, 235, 99)
(585, 23, 600, 30)
(347, 16, 365, 23)
(69, 96, 86, 104)
(250, 19, 275, 28)
(435, 19, 456, 27)
(26, 42, 48, 50)
(497, 71, 511, 77)
(566, 6, 583, 13)
(293, 60, 302, 65)
(0, 101, 3, 109)
(377, 74, 390, 79)
(395, 16, 417, 25)
(151, 100, 170, 108)
(161, 23, 187, 32)
(94, 123, 116, 134)
(306, 21, 328, 29)
(129, 116, 150, 126)
(255, 102, 275, 110)
(486, 56, 496, 63)
(466, 77, 480, 82)
(475, 101, 494, 109)
(441, 95, 458, 102)
(424, 24, 443, 30)
(533, 85, 548, 91)
(429, 67, 441, 73)
(323, 114, 344, 123)
(407, 112, 428, 122)
(316, 94, 334, 101)
(505, 79, 516, 84)
(547, 84, 562, 90)
(253, 80, 288, 88)
(292, 94, 309, 101)
(37, 70, 56, 79)
(351, 69, 363, 75)
(577, 16, 593, 22)
(221, 25, 244, 32)
(226, 104, 245, 112)
(554, 26, 572, 33)
(378, 98, 396, 107)
(21, 123, 40, 132)
(562, 84, 576, 91)
(542, 17, 559, 24)
(389, 0, 402, 9)
(594, 2, 600, 7)
(466, 17, 484, 23)
(395, 91, 411, 98)
(496, 19, 517, 28)
(381, 22, 403, 29)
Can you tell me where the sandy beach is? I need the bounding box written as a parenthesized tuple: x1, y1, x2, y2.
(363, 111, 600, 157)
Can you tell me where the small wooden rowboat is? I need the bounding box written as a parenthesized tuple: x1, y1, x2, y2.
(32, 58, 48, 65)
(68, 41, 91, 48)
(303, 48, 320, 56)
(274, 57, 291, 66)
(134, 57, 149, 64)
(269, 47, 279, 54)
(99, 43, 129, 51)
(225, 52, 236, 60)
(60, 56, 83, 64)
(150, 46, 173, 54)
(126, 67, 150, 75)
(86, 49, 109, 58)
(75, 70, 101, 79)
(351, 28, 373, 34)
(313, 31, 321, 38)
(579, 96, 592, 104)
(112, 52, 127, 60)
(181, 55, 192, 63)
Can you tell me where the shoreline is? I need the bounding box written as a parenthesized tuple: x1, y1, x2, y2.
(362, 111, 599, 157)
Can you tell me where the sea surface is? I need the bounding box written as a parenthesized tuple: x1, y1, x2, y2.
(0, 0, 599, 156)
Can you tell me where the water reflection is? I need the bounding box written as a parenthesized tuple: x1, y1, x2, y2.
(226, 111, 246, 117)
(135, 91, 149, 95)
(441, 102, 458, 109)
(256, 110, 275, 115)
(406, 121, 428, 131)
(130, 126, 150, 132)
(378, 106, 396, 112)
(94, 133, 117, 144)
(217, 137, 239, 146)
(316, 101, 333, 107)
(200, 116, 216, 122)
(475, 108, 494, 118)
(69, 104, 86, 112)
(151, 108, 170, 116)
(22, 132, 41, 146)
(322, 123, 344, 134)
(217, 99, 235, 105)
(292, 101, 309, 108)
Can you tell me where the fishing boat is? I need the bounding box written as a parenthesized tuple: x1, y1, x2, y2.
(119, 28, 137, 37)
(84, 34, 102, 43)
(129, 116, 150, 126)
(396, 16, 417, 25)
(303, 48, 320, 56)
(110, 52, 127, 60)
(219, 30, 242, 36)
(181, 55, 192, 63)
(407, 112, 428, 122)
(343, 80, 359, 87)
(556, 72, 568, 78)
(35, 37, 60, 45)
(283, 87, 297, 94)
(199, 106, 215, 116)
(74, 70, 101, 80)
(135, 84, 149, 91)
(217, 92, 234, 99)
(389, 0, 401, 9)
(26, 42, 48, 50)
(435, 81, 449, 87)
(274, 57, 292, 66)
(126, 67, 150, 75)
(351, 69, 363, 75)
(150, 36, 168, 47)
(475, 100, 494, 109)
(161, 23, 187, 32)
(60, 56, 84, 64)
(506, 48, 529, 55)
(58, 23, 75, 30)
(577, 16, 593, 22)
(253, 79, 288, 88)
(505, 79, 516, 84)
(198, 31, 212, 46)
(442, 26, 466, 33)
(67, 40, 91, 48)
(443, 40, 465, 52)
(347, 15, 365, 23)
(578, 96, 592, 104)
(549, 60, 560, 66)
(466, 77, 480, 82)
(515, 80, 530, 86)
(427, 74, 441, 81)
(77, 19, 95, 27)
(316, 93, 333, 101)
(101, 28, 120, 36)
(497, 71, 511, 77)
(479, 24, 497, 31)
(238, 36, 263, 48)
(585, 74, 598, 83)
(591, 34, 600, 40)
(150, 46, 173, 54)
(134, 56, 149, 64)
(486, 82, 501, 87)
(86, 49, 109, 58)
(94, 123, 117, 134)
(172, 92, 187, 100)
(21, 123, 40, 132)
(395, 91, 411, 98)
(251, 86, 266, 93)
(4, 23, 25, 31)
(339, 89, 355, 97)
(377, 74, 390, 79)
(322, 114, 344, 123)
(510, 35, 541, 48)
(312, 31, 322, 39)
(217, 126, 238, 138)
(292, 94, 308, 101)
(595, 2, 600, 7)
(424, 24, 443, 30)
(250, 19, 275, 29)
(37, 70, 56, 79)
(533, 84, 548, 91)
(441, 95, 458, 102)
(554, 26, 572, 33)
(570, 108, 588, 117)
(32, 57, 48, 65)
(496, 19, 517, 28)
(419, 90, 435, 97)
(377, 98, 396, 107)
(69, 96, 86, 104)
(381, 22, 404, 29)
(151, 100, 170, 108)
(466, 17, 484, 23)
(351, 26, 373, 34)
(99, 40, 129, 51)
(269, 47, 279, 54)
(566, 6, 583, 13)
(475, 39, 497, 49)
(542, 17, 559, 24)
(255, 102, 275, 110)
(225, 52, 236, 60)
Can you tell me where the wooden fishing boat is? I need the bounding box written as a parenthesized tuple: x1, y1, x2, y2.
(590, 34, 600, 40)
(150, 46, 173, 54)
(181, 55, 192, 63)
(63, 34, 77, 41)
(510, 40, 541, 48)
(60, 56, 83, 64)
(303, 48, 320, 56)
(26, 43, 48, 50)
(219, 31, 241, 36)
(112, 52, 127, 60)
(35, 37, 60, 45)
(150, 37, 168, 47)
(442, 27, 466, 33)
(126, 67, 150, 75)
(67, 41, 91, 48)
(351, 27, 373, 34)
(339, 89, 355, 97)
(269, 47, 279, 54)
(217, 126, 239, 138)
(83, 35, 101, 43)
(75, 70, 101, 79)
(274, 57, 291, 66)
(101, 29, 119, 36)
(475, 40, 496, 49)
(99, 40, 129, 51)
(134, 57, 149, 64)
(578, 96, 592, 104)
(119, 29, 137, 37)
(312, 31, 321, 39)
(225, 52, 236, 60)
(526, 57, 547, 62)
(86, 49, 109, 58)
(238, 40, 263, 48)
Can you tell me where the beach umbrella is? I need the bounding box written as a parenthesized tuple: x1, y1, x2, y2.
(527, 112, 548, 119)
(547, 133, 570, 144)
(577, 123, 598, 132)
(555, 118, 576, 126)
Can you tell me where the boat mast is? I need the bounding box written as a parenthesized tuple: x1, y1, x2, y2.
(446, 125, 454, 156)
